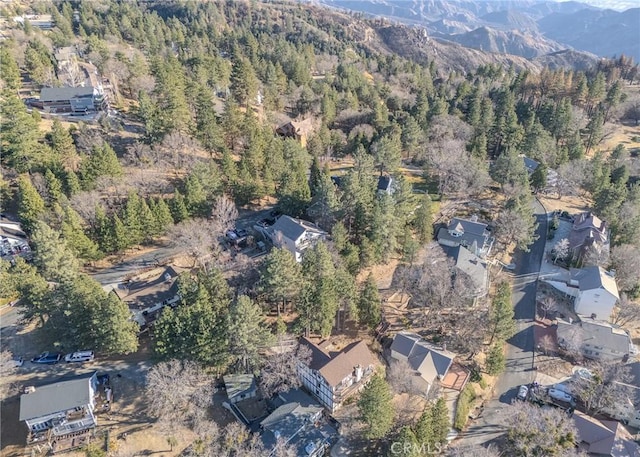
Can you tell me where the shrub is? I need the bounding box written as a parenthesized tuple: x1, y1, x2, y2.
(454, 384, 476, 430)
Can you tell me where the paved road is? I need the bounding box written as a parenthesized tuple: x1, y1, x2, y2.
(457, 199, 548, 448)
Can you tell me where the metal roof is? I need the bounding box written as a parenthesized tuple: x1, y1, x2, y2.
(40, 86, 95, 102)
(19, 372, 97, 421)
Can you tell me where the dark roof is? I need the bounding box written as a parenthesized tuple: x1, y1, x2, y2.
(40, 86, 95, 102)
(390, 332, 455, 385)
(260, 400, 324, 449)
(301, 337, 332, 371)
(270, 216, 308, 243)
(443, 245, 487, 294)
(557, 319, 632, 355)
(19, 372, 97, 421)
(437, 217, 491, 254)
(569, 212, 608, 251)
(523, 156, 540, 174)
(377, 175, 393, 192)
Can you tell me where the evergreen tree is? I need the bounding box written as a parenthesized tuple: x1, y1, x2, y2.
(64, 169, 81, 196)
(299, 242, 338, 337)
(1, 93, 42, 172)
(30, 221, 80, 283)
(49, 119, 79, 171)
(358, 373, 394, 439)
(94, 205, 115, 253)
(0, 47, 21, 91)
(123, 192, 144, 245)
(228, 295, 275, 372)
(152, 197, 174, 234)
(17, 175, 45, 234)
(530, 163, 548, 192)
(80, 142, 123, 188)
(230, 54, 259, 107)
(170, 190, 189, 223)
(61, 205, 102, 261)
(370, 193, 399, 262)
(221, 149, 238, 192)
(111, 214, 129, 252)
(260, 248, 303, 316)
(431, 397, 450, 446)
(44, 169, 63, 205)
(414, 405, 434, 447)
(414, 193, 434, 243)
(394, 427, 420, 457)
(488, 282, 515, 345)
(358, 273, 381, 328)
(486, 343, 506, 375)
(183, 174, 208, 217)
(138, 198, 156, 242)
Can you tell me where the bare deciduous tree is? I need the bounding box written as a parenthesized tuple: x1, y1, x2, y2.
(146, 360, 213, 430)
(259, 341, 312, 399)
(387, 359, 426, 397)
(572, 360, 633, 416)
(538, 296, 557, 320)
(447, 444, 501, 457)
(168, 218, 221, 268)
(610, 244, 640, 293)
(70, 191, 104, 227)
(611, 293, 640, 327)
(538, 334, 556, 356)
(211, 195, 238, 234)
(500, 401, 579, 456)
(582, 243, 609, 267)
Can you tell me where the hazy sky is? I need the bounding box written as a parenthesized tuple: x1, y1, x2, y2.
(556, 0, 638, 10)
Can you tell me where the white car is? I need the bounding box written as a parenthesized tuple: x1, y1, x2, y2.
(517, 385, 529, 401)
(548, 388, 574, 404)
(64, 351, 95, 363)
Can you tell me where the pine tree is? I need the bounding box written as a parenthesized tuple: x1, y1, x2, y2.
(183, 175, 207, 217)
(431, 397, 450, 446)
(80, 142, 123, 188)
(49, 119, 79, 171)
(94, 205, 115, 253)
(64, 170, 81, 196)
(1, 93, 42, 172)
(170, 190, 189, 223)
(152, 197, 174, 234)
(358, 373, 394, 439)
(221, 149, 238, 192)
(414, 193, 434, 243)
(414, 405, 434, 447)
(123, 192, 144, 245)
(111, 214, 129, 252)
(30, 221, 80, 283)
(486, 343, 506, 375)
(228, 295, 275, 372)
(61, 205, 102, 261)
(44, 169, 63, 204)
(358, 273, 381, 329)
(17, 175, 45, 234)
(488, 281, 515, 345)
(260, 248, 303, 316)
(138, 198, 156, 243)
(394, 427, 419, 457)
(299, 242, 338, 337)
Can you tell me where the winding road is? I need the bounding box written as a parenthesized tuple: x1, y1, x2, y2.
(457, 199, 548, 448)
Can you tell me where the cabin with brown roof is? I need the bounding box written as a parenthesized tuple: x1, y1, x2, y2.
(298, 338, 378, 412)
(276, 118, 316, 148)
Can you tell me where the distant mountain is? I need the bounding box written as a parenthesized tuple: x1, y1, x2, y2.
(317, 0, 640, 62)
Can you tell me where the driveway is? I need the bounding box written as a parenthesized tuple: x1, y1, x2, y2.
(456, 199, 548, 448)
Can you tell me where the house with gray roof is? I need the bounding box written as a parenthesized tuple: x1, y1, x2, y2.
(568, 212, 610, 266)
(569, 266, 619, 321)
(443, 245, 488, 299)
(268, 216, 327, 262)
(573, 410, 640, 457)
(437, 216, 494, 258)
(259, 389, 336, 457)
(601, 361, 640, 428)
(223, 374, 257, 405)
(298, 338, 377, 412)
(389, 332, 457, 393)
(20, 372, 98, 445)
(556, 317, 637, 362)
(38, 86, 105, 114)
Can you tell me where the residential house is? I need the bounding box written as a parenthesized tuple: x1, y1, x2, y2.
(267, 216, 327, 262)
(556, 317, 637, 362)
(442, 245, 489, 299)
(377, 175, 394, 195)
(389, 332, 469, 393)
(568, 212, 610, 265)
(275, 118, 316, 148)
(572, 411, 640, 457)
(37, 86, 106, 114)
(298, 338, 377, 412)
(569, 266, 619, 320)
(224, 374, 257, 405)
(437, 216, 494, 258)
(602, 361, 640, 428)
(523, 156, 540, 175)
(19, 372, 98, 448)
(259, 389, 337, 457)
(13, 14, 54, 30)
(111, 266, 182, 329)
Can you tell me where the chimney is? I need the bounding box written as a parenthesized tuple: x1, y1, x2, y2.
(470, 215, 478, 222)
(442, 343, 447, 352)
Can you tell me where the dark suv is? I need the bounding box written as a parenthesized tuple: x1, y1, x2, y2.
(31, 352, 62, 364)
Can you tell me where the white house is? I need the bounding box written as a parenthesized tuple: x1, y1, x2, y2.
(569, 266, 619, 321)
(268, 216, 327, 262)
(19, 372, 99, 446)
(298, 338, 377, 412)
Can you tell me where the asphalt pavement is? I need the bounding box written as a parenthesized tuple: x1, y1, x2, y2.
(456, 199, 548, 448)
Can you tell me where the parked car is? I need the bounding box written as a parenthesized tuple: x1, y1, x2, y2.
(64, 350, 95, 363)
(31, 352, 61, 364)
(517, 385, 529, 401)
(548, 388, 574, 404)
